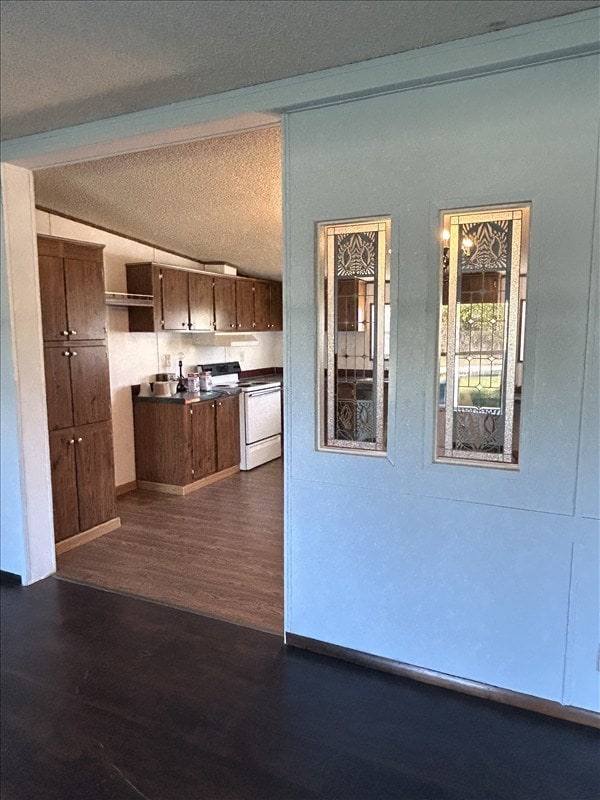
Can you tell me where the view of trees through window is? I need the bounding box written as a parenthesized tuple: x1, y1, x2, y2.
(437, 206, 529, 466)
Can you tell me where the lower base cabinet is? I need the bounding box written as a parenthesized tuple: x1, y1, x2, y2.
(49, 420, 117, 542)
(133, 395, 240, 491)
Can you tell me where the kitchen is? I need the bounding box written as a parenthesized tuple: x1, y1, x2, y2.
(33, 126, 285, 633)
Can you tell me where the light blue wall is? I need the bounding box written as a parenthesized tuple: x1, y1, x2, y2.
(284, 54, 600, 710)
(0, 194, 26, 577)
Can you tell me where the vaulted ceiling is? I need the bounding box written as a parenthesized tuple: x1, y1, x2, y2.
(3, 1, 597, 277)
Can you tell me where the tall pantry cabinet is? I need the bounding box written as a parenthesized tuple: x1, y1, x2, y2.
(37, 235, 119, 552)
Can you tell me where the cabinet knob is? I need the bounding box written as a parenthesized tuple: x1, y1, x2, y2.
(77, 437, 83, 443)
(71, 351, 78, 356)
(182, 322, 187, 327)
(68, 439, 75, 445)
(230, 323, 235, 328)
(237, 323, 242, 328)
(69, 330, 77, 335)
(63, 351, 70, 356)
(61, 330, 69, 337)
(218, 402, 222, 406)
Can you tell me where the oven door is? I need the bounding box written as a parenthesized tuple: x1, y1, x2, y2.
(243, 388, 281, 444)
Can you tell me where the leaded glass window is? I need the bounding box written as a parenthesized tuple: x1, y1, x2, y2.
(317, 218, 391, 452)
(436, 205, 529, 466)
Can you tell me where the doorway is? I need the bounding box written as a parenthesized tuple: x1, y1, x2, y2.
(2, 118, 286, 634)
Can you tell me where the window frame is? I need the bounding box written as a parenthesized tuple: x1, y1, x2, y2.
(316, 216, 391, 454)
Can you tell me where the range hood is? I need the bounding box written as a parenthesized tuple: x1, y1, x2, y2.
(192, 332, 258, 347)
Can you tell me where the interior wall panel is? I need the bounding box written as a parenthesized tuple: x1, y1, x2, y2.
(285, 54, 600, 709)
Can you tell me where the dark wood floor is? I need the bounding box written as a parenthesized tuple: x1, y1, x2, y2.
(57, 458, 283, 634)
(2, 577, 599, 800)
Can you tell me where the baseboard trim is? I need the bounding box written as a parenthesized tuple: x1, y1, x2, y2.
(116, 480, 138, 496)
(137, 466, 240, 496)
(55, 517, 121, 555)
(285, 633, 600, 729)
(0, 570, 22, 585)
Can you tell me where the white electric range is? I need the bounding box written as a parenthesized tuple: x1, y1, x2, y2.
(199, 362, 282, 470)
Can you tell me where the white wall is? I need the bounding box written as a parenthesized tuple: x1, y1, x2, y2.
(1, 166, 55, 582)
(284, 53, 600, 710)
(36, 211, 283, 486)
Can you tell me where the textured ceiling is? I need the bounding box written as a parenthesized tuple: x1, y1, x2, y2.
(34, 127, 283, 279)
(2, 0, 597, 140)
(9, 1, 599, 280)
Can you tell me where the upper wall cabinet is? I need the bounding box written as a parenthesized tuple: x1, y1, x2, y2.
(213, 276, 254, 332)
(38, 235, 107, 341)
(162, 267, 214, 331)
(254, 279, 282, 331)
(125, 262, 214, 332)
(125, 262, 282, 333)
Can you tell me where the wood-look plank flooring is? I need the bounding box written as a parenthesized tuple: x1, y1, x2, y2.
(2, 577, 599, 800)
(56, 458, 283, 634)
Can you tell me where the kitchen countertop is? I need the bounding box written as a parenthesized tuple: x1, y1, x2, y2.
(134, 389, 240, 405)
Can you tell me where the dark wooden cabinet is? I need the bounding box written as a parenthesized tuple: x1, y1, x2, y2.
(254, 280, 282, 331)
(214, 276, 237, 331)
(235, 280, 255, 332)
(126, 262, 215, 332)
(125, 262, 282, 335)
(161, 267, 190, 331)
(188, 271, 214, 331)
(161, 267, 214, 331)
(133, 395, 240, 492)
(270, 281, 283, 331)
(49, 421, 117, 541)
(48, 429, 80, 542)
(38, 235, 118, 548)
(38, 237, 106, 342)
(215, 396, 241, 471)
(191, 401, 218, 480)
(44, 343, 111, 431)
(133, 402, 189, 486)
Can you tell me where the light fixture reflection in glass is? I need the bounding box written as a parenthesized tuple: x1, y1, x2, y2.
(442, 228, 450, 268)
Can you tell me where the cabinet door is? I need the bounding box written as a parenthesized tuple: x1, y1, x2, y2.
(74, 420, 117, 532)
(64, 258, 106, 340)
(188, 272, 214, 331)
(44, 345, 74, 431)
(39, 255, 69, 342)
(254, 281, 271, 331)
(191, 402, 217, 480)
(49, 429, 79, 542)
(216, 396, 240, 471)
(235, 280, 255, 332)
(134, 402, 191, 485)
(69, 345, 112, 426)
(270, 282, 283, 331)
(213, 278, 237, 331)
(161, 268, 190, 331)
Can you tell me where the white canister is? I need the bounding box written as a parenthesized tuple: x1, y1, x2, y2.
(199, 371, 213, 391)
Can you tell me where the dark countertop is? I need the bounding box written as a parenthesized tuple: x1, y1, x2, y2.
(134, 389, 241, 405)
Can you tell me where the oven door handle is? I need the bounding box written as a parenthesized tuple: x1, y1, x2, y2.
(244, 387, 281, 398)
